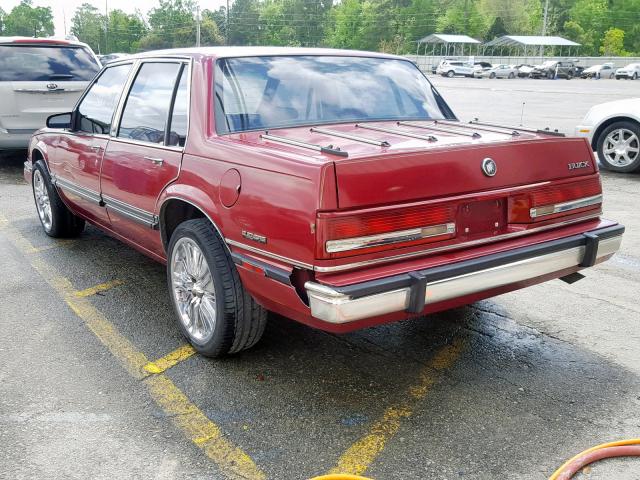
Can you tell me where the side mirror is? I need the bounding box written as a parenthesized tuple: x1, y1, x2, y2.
(46, 112, 72, 129)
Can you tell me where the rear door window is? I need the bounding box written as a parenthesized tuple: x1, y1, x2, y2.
(117, 62, 182, 145)
(76, 64, 132, 135)
(0, 45, 100, 82)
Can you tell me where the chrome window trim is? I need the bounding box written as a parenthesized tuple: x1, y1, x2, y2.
(529, 194, 602, 218)
(326, 223, 456, 253)
(73, 61, 136, 135)
(110, 58, 191, 151)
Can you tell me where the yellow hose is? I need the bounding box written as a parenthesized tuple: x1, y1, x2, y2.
(549, 438, 640, 480)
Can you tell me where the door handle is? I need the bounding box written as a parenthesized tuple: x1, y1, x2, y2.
(143, 156, 164, 166)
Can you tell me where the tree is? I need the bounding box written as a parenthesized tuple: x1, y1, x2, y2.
(600, 27, 627, 55)
(70, 3, 105, 53)
(564, 0, 610, 54)
(486, 16, 508, 39)
(436, 0, 487, 39)
(228, 0, 260, 45)
(4, 0, 54, 37)
(0, 7, 6, 35)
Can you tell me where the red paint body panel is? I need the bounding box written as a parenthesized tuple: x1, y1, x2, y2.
(25, 47, 621, 333)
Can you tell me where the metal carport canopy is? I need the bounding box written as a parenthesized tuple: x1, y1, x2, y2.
(417, 34, 481, 45)
(483, 35, 580, 47)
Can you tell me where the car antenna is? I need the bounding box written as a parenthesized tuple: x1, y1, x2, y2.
(520, 102, 526, 126)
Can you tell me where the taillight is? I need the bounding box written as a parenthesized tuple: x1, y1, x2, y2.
(317, 204, 456, 258)
(509, 176, 602, 223)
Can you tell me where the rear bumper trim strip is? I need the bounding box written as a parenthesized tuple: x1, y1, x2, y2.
(304, 224, 624, 324)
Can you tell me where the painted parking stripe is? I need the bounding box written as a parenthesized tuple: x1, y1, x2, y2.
(328, 339, 465, 476)
(74, 279, 124, 298)
(144, 344, 196, 374)
(28, 239, 78, 253)
(0, 215, 266, 480)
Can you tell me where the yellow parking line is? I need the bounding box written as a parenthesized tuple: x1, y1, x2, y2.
(28, 239, 78, 253)
(1, 219, 265, 480)
(144, 344, 196, 374)
(328, 340, 465, 476)
(74, 279, 124, 298)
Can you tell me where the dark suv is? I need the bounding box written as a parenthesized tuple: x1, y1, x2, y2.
(530, 60, 576, 79)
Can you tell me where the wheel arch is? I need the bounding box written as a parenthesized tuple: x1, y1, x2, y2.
(158, 196, 227, 254)
(591, 116, 640, 150)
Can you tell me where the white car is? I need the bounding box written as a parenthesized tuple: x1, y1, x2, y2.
(615, 63, 640, 80)
(0, 36, 101, 150)
(476, 64, 518, 79)
(436, 60, 473, 78)
(575, 98, 640, 172)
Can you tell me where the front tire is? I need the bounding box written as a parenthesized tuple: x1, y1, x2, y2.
(32, 160, 85, 238)
(596, 121, 640, 173)
(167, 218, 267, 357)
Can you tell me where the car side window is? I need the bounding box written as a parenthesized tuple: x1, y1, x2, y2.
(117, 62, 182, 145)
(167, 66, 189, 147)
(76, 64, 132, 134)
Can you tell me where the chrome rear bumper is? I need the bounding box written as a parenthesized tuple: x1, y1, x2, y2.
(305, 225, 624, 324)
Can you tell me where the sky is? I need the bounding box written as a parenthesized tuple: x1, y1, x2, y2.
(3, 0, 227, 37)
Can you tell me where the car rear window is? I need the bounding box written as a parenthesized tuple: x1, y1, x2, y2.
(0, 45, 100, 82)
(215, 55, 447, 134)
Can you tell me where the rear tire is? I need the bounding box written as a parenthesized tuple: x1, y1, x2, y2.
(32, 160, 85, 238)
(508, 72, 515, 79)
(167, 218, 267, 357)
(446, 70, 455, 78)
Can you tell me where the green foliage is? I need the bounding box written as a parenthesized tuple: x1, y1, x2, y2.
(3, 0, 54, 38)
(600, 27, 627, 55)
(4, 0, 636, 55)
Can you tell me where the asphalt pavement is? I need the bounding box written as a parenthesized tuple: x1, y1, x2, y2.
(1, 77, 639, 479)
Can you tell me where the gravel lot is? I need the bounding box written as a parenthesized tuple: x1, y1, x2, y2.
(1, 77, 639, 480)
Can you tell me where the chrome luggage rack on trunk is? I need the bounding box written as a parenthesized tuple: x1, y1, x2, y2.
(469, 118, 565, 137)
(261, 131, 349, 157)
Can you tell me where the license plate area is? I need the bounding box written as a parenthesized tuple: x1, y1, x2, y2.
(458, 198, 507, 240)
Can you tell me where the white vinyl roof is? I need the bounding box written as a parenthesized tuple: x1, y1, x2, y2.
(417, 34, 481, 45)
(484, 35, 580, 47)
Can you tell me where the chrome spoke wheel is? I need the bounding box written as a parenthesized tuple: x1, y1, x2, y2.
(603, 128, 639, 167)
(170, 237, 217, 344)
(33, 169, 52, 231)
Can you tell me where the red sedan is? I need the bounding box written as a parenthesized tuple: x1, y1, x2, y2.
(25, 47, 624, 357)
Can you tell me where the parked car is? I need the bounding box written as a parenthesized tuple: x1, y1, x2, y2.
(476, 64, 518, 79)
(530, 60, 576, 79)
(25, 47, 623, 357)
(575, 97, 640, 172)
(0, 36, 101, 150)
(99, 52, 128, 65)
(436, 60, 473, 77)
(581, 63, 615, 79)
(516, 64, 535, 78)
(472, 62, 493, 77)
(615, 63, 640, 80)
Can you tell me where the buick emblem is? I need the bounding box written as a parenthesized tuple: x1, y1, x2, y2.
(481, 158, 497, 177)
(46, 83, 58, 90)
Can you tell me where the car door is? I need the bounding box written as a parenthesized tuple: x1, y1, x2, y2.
(100, 60, 189, 257)
(49, 62, 133, 225)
